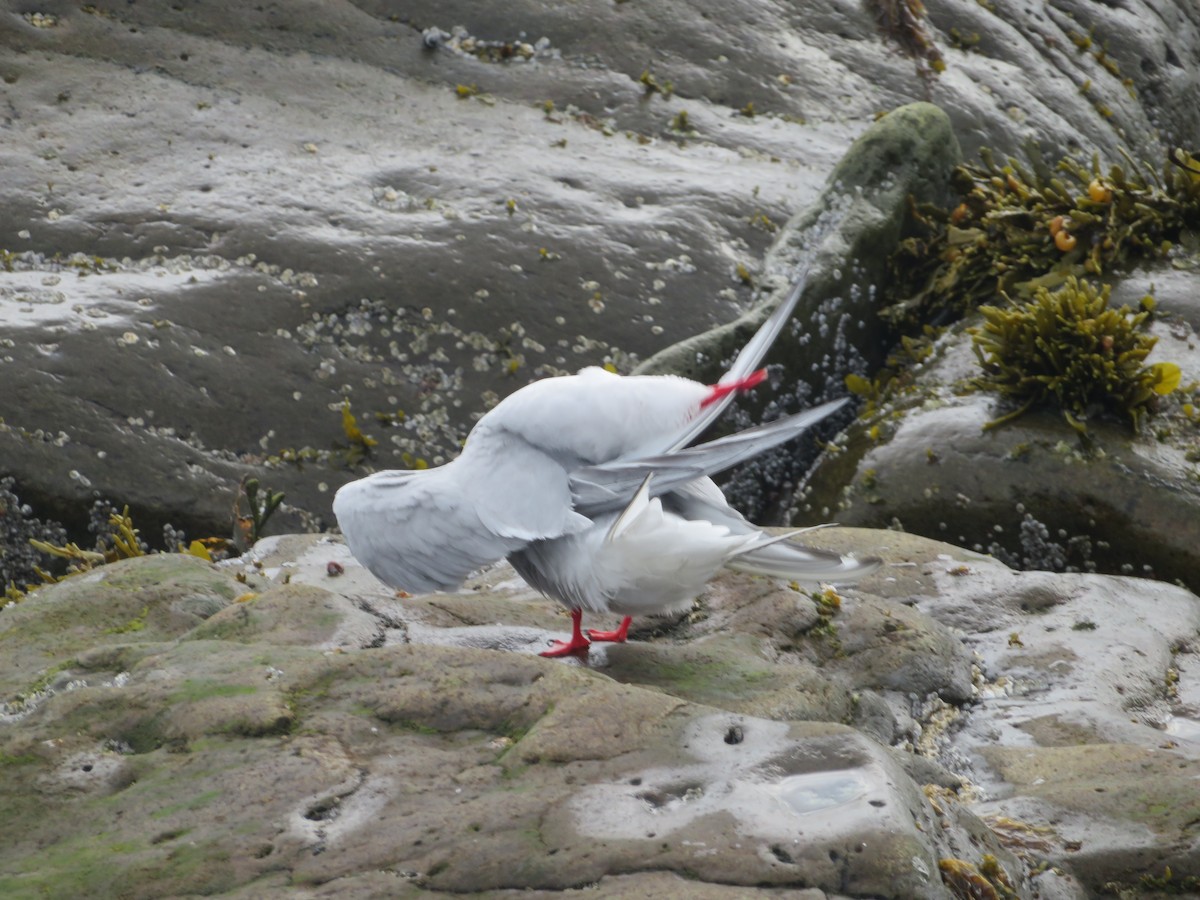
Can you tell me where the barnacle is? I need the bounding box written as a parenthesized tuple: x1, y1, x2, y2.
(970, 276, 1180, 431)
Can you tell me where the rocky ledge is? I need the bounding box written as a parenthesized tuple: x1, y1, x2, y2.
(4, 530, 1200, 898)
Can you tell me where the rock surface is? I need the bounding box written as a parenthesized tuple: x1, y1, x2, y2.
(6, 530, 1200, 897)
(4, 4, 1200, 896)
(798, 263, 1200, 592)
(2, 1, 1199, 539)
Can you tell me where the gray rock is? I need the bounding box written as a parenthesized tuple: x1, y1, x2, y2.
(2, 1, 1198, 540)
(636, 102, 962, 386)
(797, 272, 1200, 592)
(632, 102, 963, 518)
(541, 714, 961, 896)
(1, 540, 1042, 898)
(15, 527, 1200, 895)
(774, 525, 1200, 896)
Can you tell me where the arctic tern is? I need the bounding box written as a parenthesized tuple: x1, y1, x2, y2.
(335, 265, 879, 655)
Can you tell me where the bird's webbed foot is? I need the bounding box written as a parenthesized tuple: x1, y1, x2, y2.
(540, 608, 591, 657)
(540, 635, 591, 657)
(587, 615, 632, 643)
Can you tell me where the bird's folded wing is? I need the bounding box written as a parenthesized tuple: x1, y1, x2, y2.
(336, 433, 591, 593)
(334, 470, 526, 593)
(665, 481, 880, 582)
(569, 397, 847, 514)
(462, 431, 593, 541)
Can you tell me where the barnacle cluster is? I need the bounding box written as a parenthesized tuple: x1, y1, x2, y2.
(27, 505, 145, 577)
(265, 400, 431, 471)
(0, 477, 68, 599)
(970, 276, 1180, 431)
(422, 26, 551, 64)
(886, 148, 1200, 325)
(7, 501, 149, 600)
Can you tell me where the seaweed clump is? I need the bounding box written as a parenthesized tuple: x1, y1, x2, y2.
(970, 276, 1179, 431)
(886, 148, 1200, 326)
(871, 0, 945, 76)
(231, 477, 285, 551)
(3, 477, 289, 602)
(939, 854, 1019, 900)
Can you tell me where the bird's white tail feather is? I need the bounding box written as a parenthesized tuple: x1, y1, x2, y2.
(726, 539, 880, 583)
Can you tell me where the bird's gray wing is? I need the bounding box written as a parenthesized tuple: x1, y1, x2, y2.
(461, 430, 592, 541)
(335, 433, 591, 594)
(569, 397, 847, 515)
(664, 258, 815, 453)
(333, 468, 526, 593)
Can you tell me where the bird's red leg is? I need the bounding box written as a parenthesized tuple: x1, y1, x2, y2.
(587, 616, 632, 643)
(700, 368, 768, 408)
(540, 608, 591, 657)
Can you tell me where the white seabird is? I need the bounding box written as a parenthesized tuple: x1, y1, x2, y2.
(334, 268, 879, 655)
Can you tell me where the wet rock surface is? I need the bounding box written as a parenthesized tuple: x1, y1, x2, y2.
(4, 531, 1200, 897)
(2, 1, 1199, 539)
(4, 4, 1200, 897)
(798, 264, 1200, 593)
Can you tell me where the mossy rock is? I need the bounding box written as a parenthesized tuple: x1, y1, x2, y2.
(0, 554, 242, 700)
(185, 582, 384, 649)
(601, 633, 858, 726)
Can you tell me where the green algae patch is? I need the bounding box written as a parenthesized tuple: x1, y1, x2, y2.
(0, 555, 243, 699)
(183, 583, 360, 647)
(0, 832, 144, 900)
(151, 788, 225, 819)
(981, 742, 1200, 838)
(605, 636, 779, 705)
(168, 679, 259, 704)
(0, 814, 238, 900)
(599, 633, 855, 726)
